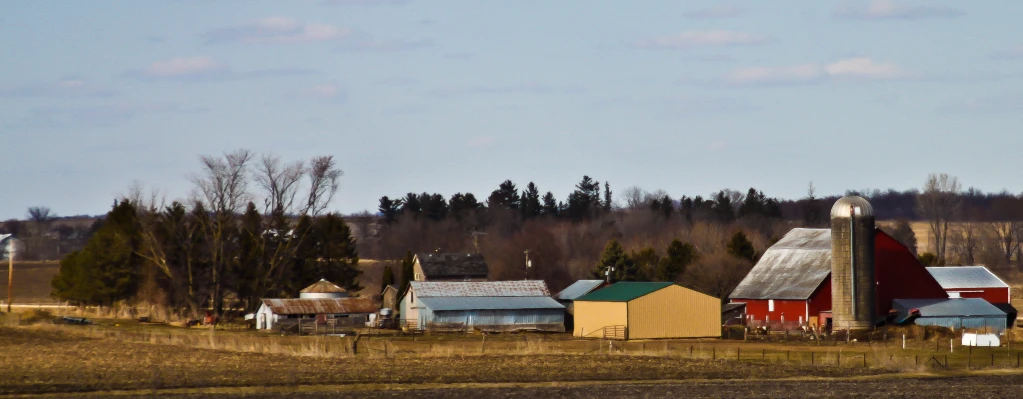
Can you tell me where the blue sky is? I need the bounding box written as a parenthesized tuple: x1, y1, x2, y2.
(2, 0, 1022, 219)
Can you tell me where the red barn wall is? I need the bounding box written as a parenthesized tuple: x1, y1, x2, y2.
(947, 288, 1009, 304)
(874, 231, 948, 314)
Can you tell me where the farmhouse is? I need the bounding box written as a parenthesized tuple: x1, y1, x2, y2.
(413, 253, 489, 281)
(893, 298, 1007, 332)
(573, 282, 720, 340)
(399, 280, 565, 332)
(729, 227, 947, 330)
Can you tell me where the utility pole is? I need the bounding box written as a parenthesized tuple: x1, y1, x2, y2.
(7, 239, 14, 313)
(524, 249, 531, 280)
(471, 231, 486, 254)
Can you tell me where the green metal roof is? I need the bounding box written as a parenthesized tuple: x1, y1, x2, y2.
(574, 282, 673, 302)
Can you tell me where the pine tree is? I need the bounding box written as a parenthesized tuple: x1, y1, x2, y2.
(487, 180, 520, 210)
(726, 231, 757, 262)
(52, 200, 142, 306)
(381, 265, 395, 294)
(541, 192, 559, 217)
(603, 182, 613, 212)
(658, 239, 696, 282)
(522, 182, 542, 219)
(592, 239, 637, 282)
(308, 213, 361, 292)
(449, 193, 482, 219)
(566, 176, 601, 221)
(378, 196, 401, 224)
(401, 193, 422, 218)
(629, 247, 659, 281)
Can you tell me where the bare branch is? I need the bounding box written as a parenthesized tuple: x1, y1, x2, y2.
(190, 149, 253, 214)
(253, 153, 305, 215)
(304, 155, 343, 216)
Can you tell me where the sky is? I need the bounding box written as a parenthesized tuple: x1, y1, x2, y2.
(2, 0, 1022, 220)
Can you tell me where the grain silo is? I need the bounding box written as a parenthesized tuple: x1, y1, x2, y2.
(299, 279, 349, 299)
(830, 196, 876, 330)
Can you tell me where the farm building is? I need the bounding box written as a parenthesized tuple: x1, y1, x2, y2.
(722, 303, 746, 325)
(381, 285, 399, 311)
(413, 252, 489, 281)
(926, 266, 1010, 303)
(554, 280, 608, 330)
(299, 279, 349, 299)
(573, 282, 720, 340)
(729, 227, 947, 330)
(893, 298, 1007, 333)
(255, 297, 377, 331)
(0, 234, 19, 260)
(398, 280, 564, 332)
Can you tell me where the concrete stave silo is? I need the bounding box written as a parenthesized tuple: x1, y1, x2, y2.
(830, 196, 876, 330)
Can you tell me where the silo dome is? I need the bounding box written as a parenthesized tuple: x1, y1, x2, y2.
(299, 279, 349, 299)
(830, 195, 874, 219)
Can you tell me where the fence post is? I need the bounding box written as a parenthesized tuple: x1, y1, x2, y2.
(838, 351, 841, 367)
(863, 353, 866, 368)
(991, 352, 994, 367)
(915, 354, 918, 366)
(690, 345, 693, 357)
(762, 349, 765, 361)
(787, 350, 790, 362)
(713, 346, 716, 360)
(811, 351, 814, 365)
(737, 347, 740, 361)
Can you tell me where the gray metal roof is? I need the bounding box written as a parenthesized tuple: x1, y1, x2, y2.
(729, 228, 832, 300)
(893, 298, 1006, 317)
(415, 253, 489, 279)
(925, 266, 1009, 289)
(418, 296, 565, 311)
(410, 280, 551, 297)
(554, 280, 605, 301)
(261, 297, 377, 315)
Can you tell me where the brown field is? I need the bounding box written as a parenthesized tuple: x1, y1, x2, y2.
(0, 261, 60, 305)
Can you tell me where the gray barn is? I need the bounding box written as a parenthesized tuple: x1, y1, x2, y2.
(893, 298, 1007, 332)
(399, 281, 564, 332)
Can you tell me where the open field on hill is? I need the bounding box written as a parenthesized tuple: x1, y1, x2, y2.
(0, 261, 60, 305)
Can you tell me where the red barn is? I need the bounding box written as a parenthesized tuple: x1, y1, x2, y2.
(728, 228, 947, 329)
(925, 266, 1010, 304)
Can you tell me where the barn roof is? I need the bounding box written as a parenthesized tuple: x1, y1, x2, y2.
(409, 280, 550, 297)
(893, 298, 1005, 317)
(418, 296, 564, 311)
(261, 297, 377, 315)
(554, 280, 606, 301)
(300, 279, 347, 294)
(415, 252, 489, 279)
(729, 228, 832, 300)
(575, 282, 673, 302)
(925, 266, 1009, 290)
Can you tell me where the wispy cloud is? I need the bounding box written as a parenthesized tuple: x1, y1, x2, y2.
(938, 93, 1023, 114)
(429, 82, 586, 97)
(0, 78, 116, 98)
(321, 0, 409, 5)
(298, 83, 347, 102)
(835, 0, 965, 20)
(991, 44, 1023, 60)
(723, 57, 911, 85)
(123, 57, 315, 81)
(636, 30, 770, 49)
(204, 17, 351, 44)
(684, 5, 742, 19)
(336, 37, 432, 52)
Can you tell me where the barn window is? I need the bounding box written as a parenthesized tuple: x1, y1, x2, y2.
(768, 300, 775, 312)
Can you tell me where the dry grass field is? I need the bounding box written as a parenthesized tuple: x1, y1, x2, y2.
(0, 261, 61, 305)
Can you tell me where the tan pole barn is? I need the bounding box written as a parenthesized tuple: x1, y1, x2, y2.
(573, 282, 721, 340)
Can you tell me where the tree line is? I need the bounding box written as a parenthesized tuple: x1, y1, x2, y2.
(50, 150, 360, 319)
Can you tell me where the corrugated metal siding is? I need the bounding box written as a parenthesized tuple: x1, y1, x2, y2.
(573, 301, 627, 337)
(431, 309, 564, 325)
(555, 280, 605, 301)
(894, 298, 1005, 317)
(417, 296, 564, 311)
(729, 228, 832, 300)
(627, 285, 720, 339)
(915, 317, 1006, 332)
(262, 298, 377, 315)
(409, 281, 550, 297)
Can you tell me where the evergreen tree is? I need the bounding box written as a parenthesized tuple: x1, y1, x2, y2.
(522, 182, 542, 219)
(541, 192, 559, 217)
(449, 193, 482, 218)
(566, 175, 601, 221)
(603, 182, 613, 212)
(658, 239, 696, 282)
(400, 193, 422, 218)
(398, 250, 415, 295)
(712, 191, 736, 222)
(630, 247, 659, 281)
(726, 231, 757, 262)
(421, 193, 448, 221)
(378, 196, 402, 224)
(52, 200, 142, 306)
(381, 265, 395, 294)
(307, 213, 361, 292)
(592, 239, 637, 282)
(487, 180, 520, 210)
(234, 202, 265, 307)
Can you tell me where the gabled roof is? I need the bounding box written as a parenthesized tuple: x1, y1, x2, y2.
(409, 280, 550, 297)
(729, 228, 832, 300)
(418, 296, 564, 311)
(893, 298, 1005, 317)
(381, 284, 398, 295)
(926, 266, 1009, 290)
(554, 280, 606, 301)
(575, 282, 673, 302)
(300, 279, 347, 294)
(415, 253, 489, 279)
(261, 298, 377, 315)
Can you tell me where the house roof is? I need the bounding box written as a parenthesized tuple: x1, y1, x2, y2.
(575, 282, 673, 302)
(729, 228, 832, 300)
(418, 296, 564, 311)
(300, 279, 347, 294)
(722, 303, 746, 313)
(554, 280, 605, 301)
(925, 266, 1009, 290)
(261, 297, 377, 315)
(415, 252, 489, 279)
(893, 298, 1005, 318)
(381, 284, 398, 295)
(409, 280, 550, 297)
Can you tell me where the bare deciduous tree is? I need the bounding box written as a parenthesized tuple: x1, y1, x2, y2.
(191, 149, 254, 214)
(916, 173, 961, 265)
(26, 206, 54, 236)
(304, 155, 343, 216)
(253, 154, 305, 215)
(620, 186, 647, 210)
